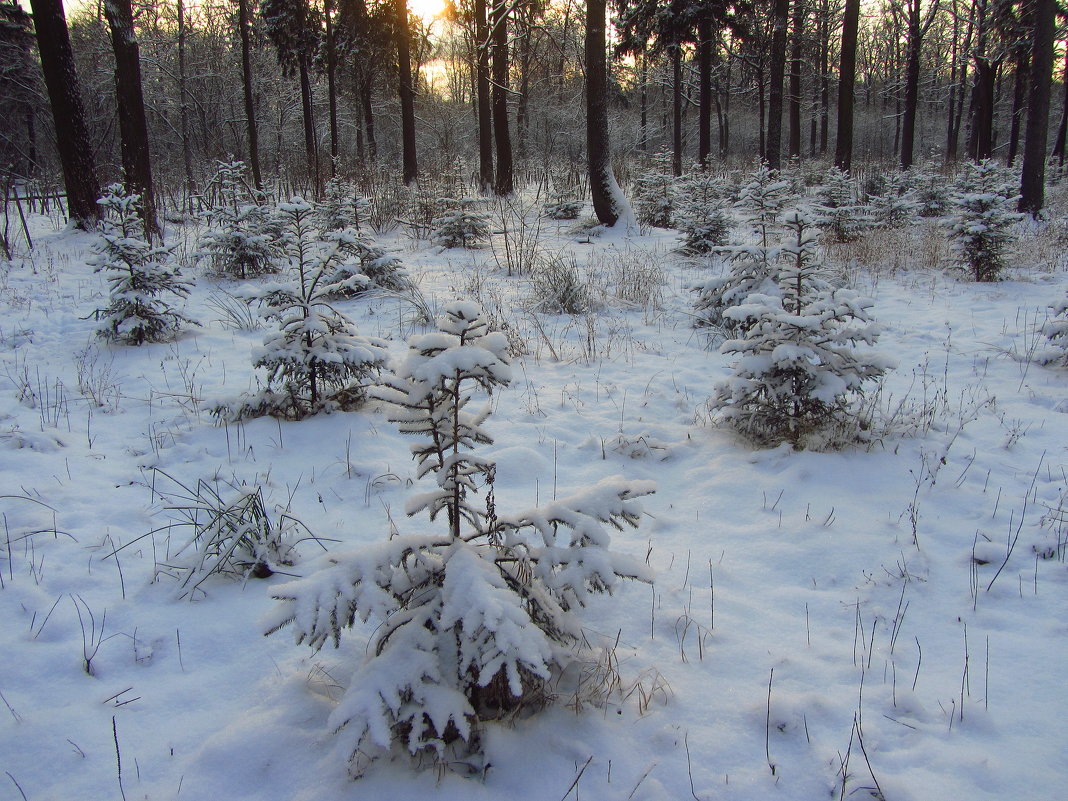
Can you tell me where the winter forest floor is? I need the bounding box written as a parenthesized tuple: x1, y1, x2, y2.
(2, 181, 1068, 801)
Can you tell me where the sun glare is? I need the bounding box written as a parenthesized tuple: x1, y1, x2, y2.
(408, 0, 447, 24)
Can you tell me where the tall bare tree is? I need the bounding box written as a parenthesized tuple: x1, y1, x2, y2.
(103, 0, 161, 240)
(1018, 0, 1055, 215)
(28, 0, 100, 228)
(894, 0, 941, 171)
(833, 0, 859, 171)
(491, 0, 513, 194)
(586, 0, 625, 224)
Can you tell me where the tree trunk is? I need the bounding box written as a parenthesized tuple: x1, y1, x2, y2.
(29, 0, 100, 228)
(1007, 47, 1029, 167)
(585, 0, 623, 225)
(325, 0, 339, 174)
(176, 0, 196, 213)
(766, 0, 790, 170)
(1019, 0, 1055, 216)
(970, 58, 997, 161)
(788, 0, 803, 161)
(298, 60, 319, 193)
(899, 2, 923, 171)
(833, 0, 859, 172)
(103, 0, 161, 241)
(395, 0, 418, 184)
(236, 0, 262, 190)
(475, 0, 493, 190)
(361, 76, 377, 162)
(1051, 49, 1068, 165)
(639, 52, 648, 154)
(491, 0, 512, 194)
(698, 14, 713, 166)
(671, 47, 683, 176)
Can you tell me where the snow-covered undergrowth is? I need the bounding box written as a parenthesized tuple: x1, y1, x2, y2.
(2, 177, 1067, 801)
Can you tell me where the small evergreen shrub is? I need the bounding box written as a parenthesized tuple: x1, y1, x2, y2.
(1043, 294, 1068, 365)
(690, 164, 789, 336)
(815, 166, 866, 243)
(945, 160, 1023, 282)
(265, 301, 654, 774)
(632, 151, 676, 229)
(543, 194, 583, 220)
(197, 161, 281, 278)
(316, 176, 370, 233)
(213, 199, 387, 421)
(709, 211, 892, 448)
(430, 199, 490, 249)
(865, 171, 919, 229)
(90, 184, 196, 345)
(674, 170, 732, 254)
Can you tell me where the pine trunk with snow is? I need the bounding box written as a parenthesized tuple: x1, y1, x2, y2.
(265, 301, 654, 774)
(709, 211, 893, 448)
(91, 184, 195, 346)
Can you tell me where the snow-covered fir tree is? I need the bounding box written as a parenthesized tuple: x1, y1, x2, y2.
(543, 192, 583, 220)
(815, 166, 866, 242)
(316, 229, 414, 299)
(691, 162, 790, 336)
(1043, 294, 1068, 365)
(632, 151, 675, 229)
(90, 184, 196, 345)
(865, 171, 919, 229)
(265, 301, 655, 773)
(674, 169, 731, 254)
(709, 211, 892, 448)
(214, 198, 387, 420)
(945, 160, 1023, 282)
(315, 176, 370, 233)
(430, 198, 490, 248)
(905, 160, 951, 217)
(197, 161, 281, 278)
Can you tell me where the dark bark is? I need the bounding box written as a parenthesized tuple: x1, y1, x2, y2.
(766, 0, 790, 170)
(899, 0, 937, 171)
(177, 0, 196, 212)
(475, 0, 493, 190)
(698, 15, 713, 166)
(28, 0, 100, 228)
(586, 0, 621, 225)
(361, 76, 377, 161)
(325, 0, 339, 173)
(298, 60, 319, 191)
(491, 0, 512, 194)
(788, 0, 803, 161)
(639, 53, 648, 154)
(671, 46, 683, 175)
(833, 0, 859, 172)
(1019, 0, 1055, 216)
(394, 0, 418, 184)
(1007, 48, 1029, 167)
(970, 58, 997, 161)
(1051, 49, 1068, 165)
(236, 0, 263, 190)
(103, 0, 160, 241)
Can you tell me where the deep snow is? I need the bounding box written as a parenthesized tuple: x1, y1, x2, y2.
(2, 192, 1067, 801)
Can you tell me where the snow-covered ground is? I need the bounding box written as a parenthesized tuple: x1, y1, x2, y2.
(2, 192, 1067, 801)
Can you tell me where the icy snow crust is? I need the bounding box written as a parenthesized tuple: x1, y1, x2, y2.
(1, 199, 1068, 800)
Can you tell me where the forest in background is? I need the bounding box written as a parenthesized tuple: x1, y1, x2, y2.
(3, 0, 1068, 223)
